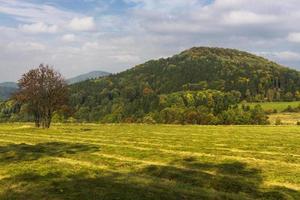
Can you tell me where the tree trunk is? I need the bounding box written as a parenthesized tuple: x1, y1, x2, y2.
(35, 120, 40, 128)
(41, 109, 52, 128)
(34, 112, 41, 127)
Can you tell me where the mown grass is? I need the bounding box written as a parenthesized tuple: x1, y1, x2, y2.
(0, 123, 299, 199)
(241, 101, 300, 112)
(269, 113, 300, 125)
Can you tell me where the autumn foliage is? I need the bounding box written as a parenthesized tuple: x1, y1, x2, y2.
(14, 64, 68, 128)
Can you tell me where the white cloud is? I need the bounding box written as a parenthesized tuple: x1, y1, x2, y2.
(110, 54, 141, 63)
(82, 42, 100, 51)
(69, 17, 95, 31)
(287, 32, 300, 43)
(125, 0, 199, 11)
(222, 11, 277, 26)
(19, 22, 58, 34)
(259, 51, 300, 63)
(0, 0, 79, 24)
(7, 42, 46, 51)
(2, 0, 300, 81)
(275, 51, 300, 61)
(61, 34, 76, 42)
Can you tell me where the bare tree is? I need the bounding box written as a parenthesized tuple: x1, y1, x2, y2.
(14, 64, 68, 128)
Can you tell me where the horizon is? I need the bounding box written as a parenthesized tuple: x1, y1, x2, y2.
(1, 0, 300, 82)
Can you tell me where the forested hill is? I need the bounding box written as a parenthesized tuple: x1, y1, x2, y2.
(71, 47, 300, 102)
(70, 47, 300, 124)
(2, 47, 300, 124)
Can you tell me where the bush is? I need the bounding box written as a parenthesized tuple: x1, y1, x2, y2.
(297, 121, 300, 125)
(250, 105, 269, 125)
(143, 116, 156, 124)
(283, 105, 300, 113)
(66, 117, 77, 123)
(265, 109, 274, 115)
(275, 118, 282, 125)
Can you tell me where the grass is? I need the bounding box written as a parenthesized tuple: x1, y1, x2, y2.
(240, 101, 300, 112)
(268, 113, 300, 125)
(0, 123, 299, 199)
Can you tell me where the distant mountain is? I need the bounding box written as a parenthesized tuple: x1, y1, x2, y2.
(0, 71, 110, 100)
(67, 71, 111, 84)
(0, 82, 18, 88)
(0, 82, 18, 100)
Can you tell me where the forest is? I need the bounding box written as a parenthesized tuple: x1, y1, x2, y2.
(1, 47, 300, 125)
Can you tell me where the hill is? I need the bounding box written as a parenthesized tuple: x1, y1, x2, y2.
(0, 82, 18, 88)
(69, 47, 300, 123)
(0, 82, 18, 100)
(67, 71, 110, 84)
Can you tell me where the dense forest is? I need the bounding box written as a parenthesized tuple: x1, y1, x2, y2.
(1, 47, 300, 124)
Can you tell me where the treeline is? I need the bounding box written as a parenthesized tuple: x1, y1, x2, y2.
(141, 90, 268, 125)
(0, 89, 269, 125)
(70, 89, 268, 125)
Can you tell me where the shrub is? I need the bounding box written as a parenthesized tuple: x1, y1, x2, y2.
(143, 116, 156, 124)
(283, 105, 293, 112)
(67, 117, 77, 123)
(275, 118, 282, 125)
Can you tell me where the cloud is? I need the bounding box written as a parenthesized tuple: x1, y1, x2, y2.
(274, 51, 300, 61)
(258, 51, 300, 68)
(0, 0, 79, 24)
(7, 42, 46, 51)
(222, 11, 277, 26)
(19, 22, 58, 34)
(69, 17, 95, 31)
(61, 34, 76, 42)
(125, 0, 200, 11)
(287, 32, 300, 43)
(1, 0, 300, 81)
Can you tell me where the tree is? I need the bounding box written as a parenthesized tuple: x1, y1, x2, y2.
(14, 64, 68, 128)
(283, 92, 294, 102)
(266, 89, 275, 102)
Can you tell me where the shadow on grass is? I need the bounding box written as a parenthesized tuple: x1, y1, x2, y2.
(0, 142, 99, 163)
(0, 156, 299, 200)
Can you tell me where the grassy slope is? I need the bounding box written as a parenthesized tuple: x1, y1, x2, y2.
(241, 101, 300, 112)
(0, 124, 299, 200)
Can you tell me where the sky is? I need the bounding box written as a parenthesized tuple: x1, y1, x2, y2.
(1, 0, 300, 82)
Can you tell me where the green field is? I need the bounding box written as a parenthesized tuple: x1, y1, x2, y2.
(241, 101, 300, 112)
(0, 124, 299, 199)
(269, 113, 300, 125)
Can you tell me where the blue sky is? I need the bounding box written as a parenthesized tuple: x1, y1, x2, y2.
(0, 0, 300, 81)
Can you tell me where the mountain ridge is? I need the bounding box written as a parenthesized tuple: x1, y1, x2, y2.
(67, 71, 111, 84)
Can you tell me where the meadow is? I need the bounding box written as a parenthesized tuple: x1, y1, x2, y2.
(0, 124, 299, 200)
(268, 113, 300, 125)
(241, 101, 300, 112)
